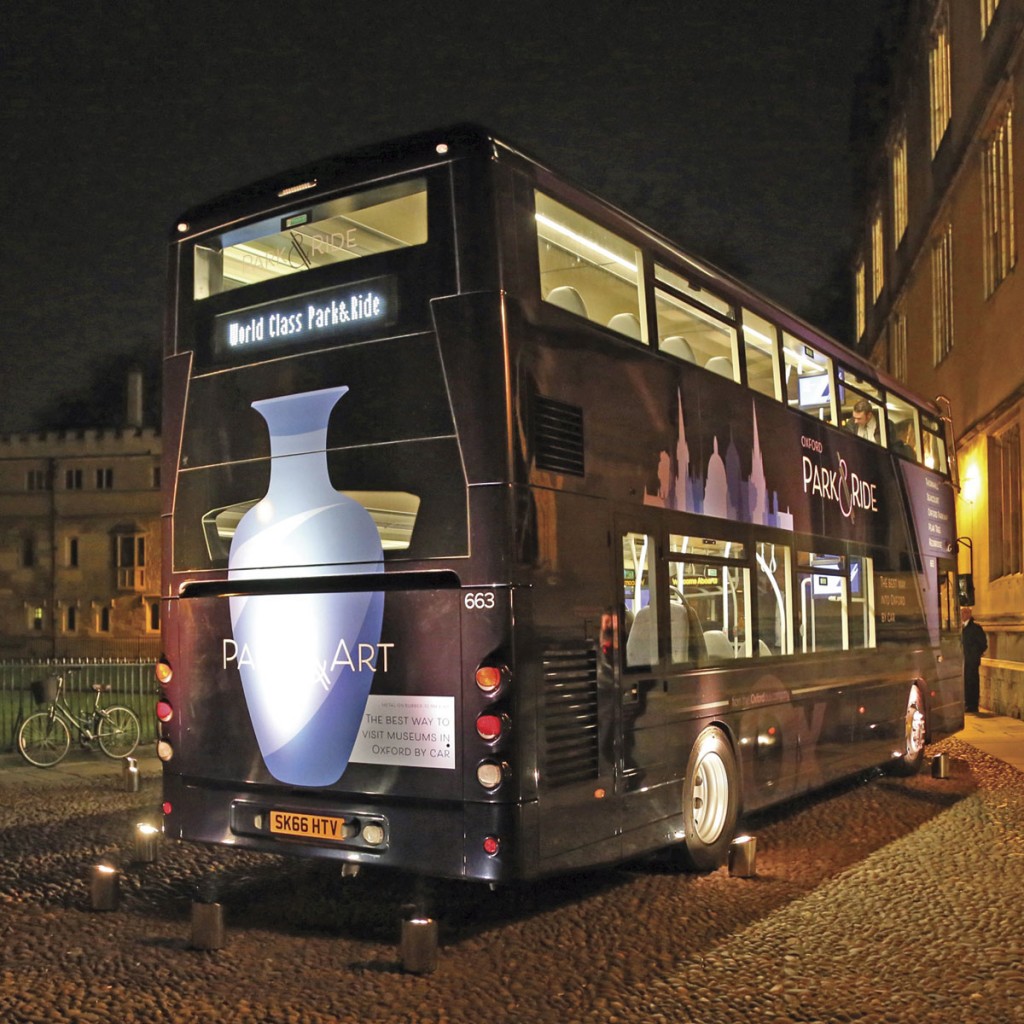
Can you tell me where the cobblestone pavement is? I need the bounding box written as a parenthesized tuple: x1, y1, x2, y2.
(0, 729, 1022, 1024)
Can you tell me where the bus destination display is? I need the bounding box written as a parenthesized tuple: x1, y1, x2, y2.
(211, 277, 396, 361)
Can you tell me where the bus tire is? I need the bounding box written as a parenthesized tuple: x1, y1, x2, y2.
(890, 682, 927, 776)
(673, 725, 740, 872)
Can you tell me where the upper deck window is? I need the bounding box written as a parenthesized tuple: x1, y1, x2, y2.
(653, 264, 738, 379)
(782, 333, 837, 426)
(838, 367, 886, 448)
(535, 192, 645, 342)
(193, 178, 428, 300)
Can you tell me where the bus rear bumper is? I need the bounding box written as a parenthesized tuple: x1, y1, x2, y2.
(161, 773, 528, 882)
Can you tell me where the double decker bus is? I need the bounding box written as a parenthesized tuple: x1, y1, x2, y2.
(157, 125, 963, 883)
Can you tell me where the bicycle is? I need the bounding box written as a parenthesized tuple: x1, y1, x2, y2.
(17, 671, 141, 768)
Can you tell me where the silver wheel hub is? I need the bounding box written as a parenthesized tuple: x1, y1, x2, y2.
(691, 749, 730, 844)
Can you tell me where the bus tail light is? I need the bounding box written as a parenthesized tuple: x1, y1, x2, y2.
(476, 761, 506, 789)
(475, 665, 507, 694)
(156, 740, 174, 762)
(156, 700, 174, 723)
(155, 659, 173, 686)
(476, 713, 504, 742)
(483, 835, 501, 856)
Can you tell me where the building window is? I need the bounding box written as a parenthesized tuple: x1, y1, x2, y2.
(95, 467, 114, 489)
(146, 599, 161, 633)
(931, 224, 954, 365)
(65, 606, 78, 633)
(989, 424, 1022, 579)
(25, 469, 48, 491)
(20, 535, 35, 568)
(97, 605, 112, 633)
(929, 11, 952, 157)
(871, 209, 885, 301)
(854, 261, 866, 340)
(64, 468, 83, 490)
(890, 307, 908, 382)
(30, 606, 44, 631)
(891, 129, 909, 246)
(67, 536, 79, 568)
(115, 533, 147, 590)
(152, 464, 161, 489)
(982, 106, 1015, 296)
(981, 0, 1000, 38)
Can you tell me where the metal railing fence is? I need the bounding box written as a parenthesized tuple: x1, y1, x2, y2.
(0, 658, 157, 754)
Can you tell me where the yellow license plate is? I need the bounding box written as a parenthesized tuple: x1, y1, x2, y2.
(269, 810, 346, 842)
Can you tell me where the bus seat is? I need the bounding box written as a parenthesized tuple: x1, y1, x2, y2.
(546, 286, 588, 318)
(661, 335, 696, 362)
(705, 356, 734, 380)
(625, 604, 657, 667)
(703, 629, 734, 660)
(608, 313, 641, 340)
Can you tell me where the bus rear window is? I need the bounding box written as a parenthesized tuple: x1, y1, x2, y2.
(194, 177, 428, 299)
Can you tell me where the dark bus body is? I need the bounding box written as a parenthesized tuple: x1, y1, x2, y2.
(159, 125, 962, 883)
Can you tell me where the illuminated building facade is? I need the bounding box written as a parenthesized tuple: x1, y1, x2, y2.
(0, 424, 161, 660)
(855, 0, 1024, 717)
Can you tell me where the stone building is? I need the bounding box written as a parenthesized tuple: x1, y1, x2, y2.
(0, 381, 161, 660)
(854, 0, 1024, 717)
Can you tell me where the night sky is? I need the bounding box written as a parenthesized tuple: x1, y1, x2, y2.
(1, 0, 886, 433)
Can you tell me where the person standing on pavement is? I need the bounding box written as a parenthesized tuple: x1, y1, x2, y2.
(961, 606, 988, 713)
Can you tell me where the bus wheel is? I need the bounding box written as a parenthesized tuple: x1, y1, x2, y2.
(673, 726, 739, 872)
(891, 683, 927, 776)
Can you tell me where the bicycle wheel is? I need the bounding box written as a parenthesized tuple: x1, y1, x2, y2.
(96, 706, 141, 759)
(18, 711, 72, 767)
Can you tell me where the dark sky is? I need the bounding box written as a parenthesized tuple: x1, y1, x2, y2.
(0, 0, 885, 433)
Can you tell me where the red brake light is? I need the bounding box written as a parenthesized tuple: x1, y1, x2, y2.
(156, 700, 174, 723)
(476, 714, 502, 741)
(483, 835, 501, 856)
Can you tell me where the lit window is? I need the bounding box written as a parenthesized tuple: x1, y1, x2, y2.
(929, 11, 952, 156)
(654, 264, 737, 378)
(982, 106, 1015, 296)
(871, 209, 885, 301)
(931, 224, 954, 365)
(782, 333, 837, 426)
(891, 129, 909, 245)
(890, 307, 908, 383)
(981, 0, 1000, 38)
(535, 191, 645, 343)
(854, 262, 867, 340)
(195, 177, 428, 299)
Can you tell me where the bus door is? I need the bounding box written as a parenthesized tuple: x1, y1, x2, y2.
(617, 523, 693, 815)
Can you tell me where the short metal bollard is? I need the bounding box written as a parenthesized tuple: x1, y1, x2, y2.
(931, 752, 949, 779)
(133, 822, 161, 863)
(89, 862, 120, 911)
(400, 916, 439, 974)
(122, 756, 140, 792)
(190, 901, 227, 950)
(728, 835, 757, 878)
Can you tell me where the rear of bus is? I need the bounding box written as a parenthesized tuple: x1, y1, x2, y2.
(158, 128, 522, 882)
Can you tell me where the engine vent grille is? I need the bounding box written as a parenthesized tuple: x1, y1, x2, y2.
(541, 644, 599, 787)
(535, 396, 584, 477)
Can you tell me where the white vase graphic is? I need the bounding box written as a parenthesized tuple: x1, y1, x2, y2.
(227, 385, 384, 787)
